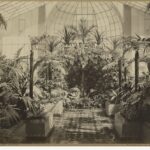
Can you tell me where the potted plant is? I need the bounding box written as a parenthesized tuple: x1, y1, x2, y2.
(142, 103, 150, 143)
(25, 100, 54, 138)
(114, 90, 143, 139)
(141, 85, 150, 143)
(0, 90, 20, 129)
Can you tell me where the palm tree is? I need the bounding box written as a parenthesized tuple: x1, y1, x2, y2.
(29, 35, 46, 98)
(70, 18, 95, 44)
(61, 26, 76, 45)
(104, 39, 123, 89)
(0, 47, 37, 124)
(132, 35, 150, 90)
(69, 19, 95, 96)
(103, 37, 134, 90)
(92, 29, 103, 46)
(45, 35, 60, 93)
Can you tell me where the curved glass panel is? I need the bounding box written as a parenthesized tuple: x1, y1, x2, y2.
(47, 1, 123, 39)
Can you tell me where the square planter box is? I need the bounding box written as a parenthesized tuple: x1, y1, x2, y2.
(142, 122, 150, 143)
(0, 118, 19, 129)
(25, 113, 53, 138)
(114, 112, 141, 139)
(105, 101, 120, 116)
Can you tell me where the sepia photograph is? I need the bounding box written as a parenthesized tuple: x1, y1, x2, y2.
(0, 0, 150, 146)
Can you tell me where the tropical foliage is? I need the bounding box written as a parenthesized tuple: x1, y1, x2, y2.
(1, 15, 150, 128)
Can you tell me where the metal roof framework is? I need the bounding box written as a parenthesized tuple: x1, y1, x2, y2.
(0, 0, 149, 39)
(0, 1, 149, 21)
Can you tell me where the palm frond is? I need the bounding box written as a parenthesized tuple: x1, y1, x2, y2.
(93, 29, 103, 45)
(61, 26, 76, 45)
(15, 46, 24, 59)
(102, 61, 117, 70)
(33, 57, 45, 73)
(8, 67, 24, 79)
(1, 105, 20, 123)
(69, 25, 78, 34)
(21, 96, 35, 113)
(15, 56, 28, 64)
(86, 24, 96, 35)
(0, 14, 7, 29)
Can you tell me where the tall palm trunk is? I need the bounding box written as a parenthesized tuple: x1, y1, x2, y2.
(46, 68, 48, 85)
(29, 46, 34, 99)
(118, 59, 122, 91)
(81, 68, 85, 97)
(124, 66, 127, 82)
(48, 62, 52, 94)
(147, 62, 150, 73)
(135, 50, 139, 91)
(82, 37, 85, 44)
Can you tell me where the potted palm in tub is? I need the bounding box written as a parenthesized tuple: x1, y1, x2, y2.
(141, 85, 150, 143)
(25, 100, 54, 138)
(114, 90, 143, 140)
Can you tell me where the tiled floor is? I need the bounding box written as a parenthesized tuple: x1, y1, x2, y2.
(0, 108, 116, 144)
(45, 108, 116, 144)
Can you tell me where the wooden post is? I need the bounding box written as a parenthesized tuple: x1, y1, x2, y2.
(81, 68, 85, 97)
(135, 50, 139, 91)
(48, 62, 52, 94)
(29, 45, 34, 99)
(118, 59, 122, 91)
(124, 66, 127, 82)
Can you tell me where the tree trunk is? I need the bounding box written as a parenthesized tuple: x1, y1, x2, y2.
(29, 46, 34, 99)
(118, 59, 122, 91)
(82, 37, 85, 44)
(48, 62, 52, 94)
(124, 66, 127, 82)
(81, 68, 85, 97)
(46, 68, 48, 85)
(135, 50, 139, 91)
(147, 62, 150, 73)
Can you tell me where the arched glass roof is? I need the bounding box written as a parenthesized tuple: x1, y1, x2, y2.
(47, 1, 122, 39)
(0, 1, 148, 20)
(0, 0, 149, 39)
(0, 1, 47, 20)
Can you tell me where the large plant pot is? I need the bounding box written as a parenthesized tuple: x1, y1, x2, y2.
(0, 119, 13, 129)
(142, 122, 150, 143)
(0, 117, 19, 129)
(25, 113, 53, 138)
(53, 100, 63, 116)
(25, 103, 54, 138)
(105, 101, 119, 116)
(114, 112, 141, 139)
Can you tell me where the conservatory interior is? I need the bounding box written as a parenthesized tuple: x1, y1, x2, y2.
(0, 0, 150, 145)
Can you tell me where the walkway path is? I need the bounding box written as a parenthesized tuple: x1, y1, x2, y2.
(0, 108, 116, 144)
(39, 108, 116, 144)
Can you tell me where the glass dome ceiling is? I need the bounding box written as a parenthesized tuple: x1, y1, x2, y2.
(47, 1, 123, 39)
(0, 0, 149, 39)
